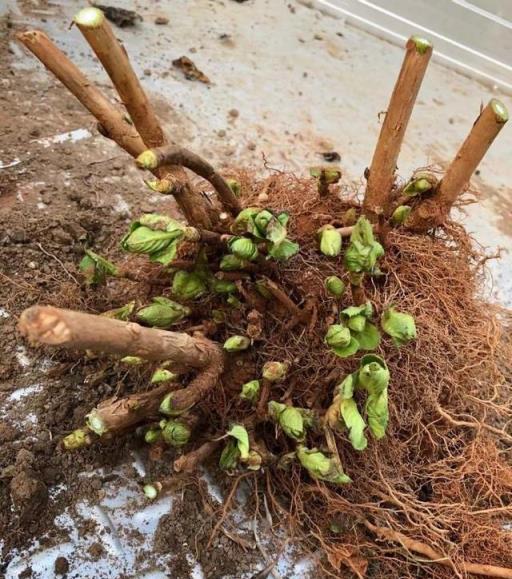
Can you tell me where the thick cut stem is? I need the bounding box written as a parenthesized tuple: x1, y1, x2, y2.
(19, 306, 220, 369)
(17, 30, 144, 158)
(137, 147, 242, 216)
(73, 8, 214, 229)
(406, 99, 508, 231)
(74, 6, 163, 149)
(87, 384, 172, 436)
(173, 440, 221, 472)
(365, 521, 512, 578)
(364, 36, 432, 221)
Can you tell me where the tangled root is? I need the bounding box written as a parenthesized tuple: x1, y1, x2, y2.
(206, 172, 512, 577)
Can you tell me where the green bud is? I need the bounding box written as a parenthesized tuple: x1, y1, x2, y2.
(212, 279, 237, 294)
(62, 428, 91, 450)
(267, 238, 300, 261)
(220, 254, 249, 271)
(344, 216, 384, 274)
(318, 225, 342, 257)
(144, 178, 173, 194)
(151, 369, 177, 384)
(347, 314, 366, 333)
(339, 398, 367, 451)
(309, 166, 342, 184)
(403, 171, 437, 197)
(381, 307, 417, 346)
(224, 335, 251, 352)
(268, 401, 305, 441)
(79, 249, 118, 285)
(101, 301, 135, 321)
(253, 209, 274, 236)
(161, 420, 191, 447)
(172, 271, 207, 300)
(144, 428, 162, 444)
(325, 276, 345, 297)
(240, 380, 260, 403)
(358, 355, 390, 395)
(159, 393, 186, 417)
(390, 205, 411, 226)
(121, 224, 180, 255)
(227, 424, 250, 459)
(226, 178, 241, 197)
(136, 296, 190, 328)
(229, 237, 259, 261)
(366, 389, 389, 439)
(231, 207, 261, 236)
(262, 361, 288, 382)
(143, 483, 161, 500)
(296, 446, 351, 485)
(226, 295, 242, 308)
(219, 439, 240, 470)
(325, 325, 351, 349)
(86, 411, 108, 436)
(120, 356, 145, 365)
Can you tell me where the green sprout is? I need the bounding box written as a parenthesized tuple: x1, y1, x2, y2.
(317, 225, 342, 257)
(224, 335, 251, 352)
(136, 296, 190, 328)
(381, 307, 417, 346)
(296, 446, 351, 485)
(240, 380, 260, 403)
(324, 276, 345, 297)
(172, 271, 207, 300)
(79, 249, 118, 285)
(344, 216, 384, 276)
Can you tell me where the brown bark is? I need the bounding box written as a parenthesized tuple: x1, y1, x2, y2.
(365, 521, 512, 578)
(173, 440, 221, 472)
(73, 8, 214, 229)
(19, 306, 220, 369)
(74, 7, 163, 150)
(87, 384, 172, 435)
(407, 99, 508, 231)
(364, 36, 432, 221)
(140, 146, 242, 216)
(17, 30, 144, 158)
(19, 28, 212, 228)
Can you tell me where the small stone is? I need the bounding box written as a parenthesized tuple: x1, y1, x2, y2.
(29, 128, 40, 138)
(247, 142, 256, 151)
(144, 68, 152, 76)
(228, 108, 239, 119)
(154, 16, 169, 25)
(314, 33, 323, 40)
(54, 556, 69, 576)
(28, 261, 36, 269)
(217, 129, 226, 138)
(258, 192, 269, 203)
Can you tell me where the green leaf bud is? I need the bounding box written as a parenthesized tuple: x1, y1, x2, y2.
(325, 276, 345, 297)
(172, 271, 207, 300)
(318, 225, 342, 257)
(381, 307, 417, 346)
(136, 296, 190, 328)
(223, 335, 251, 352)
(240, 380, 260, 403)
(161, 420, 191, 447)
(262, 361, 288, 382)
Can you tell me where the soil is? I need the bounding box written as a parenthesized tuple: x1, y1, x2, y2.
(0, 11, 269, 578)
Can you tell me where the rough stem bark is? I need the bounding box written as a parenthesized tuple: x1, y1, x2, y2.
(73, 7, 213, 228)
(137, 146, 242, 216)
(17, 30, 144, 158)
(406, 99, 508, 231)
(364, 36, 432, 221)
(19, 306, 220, 369)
